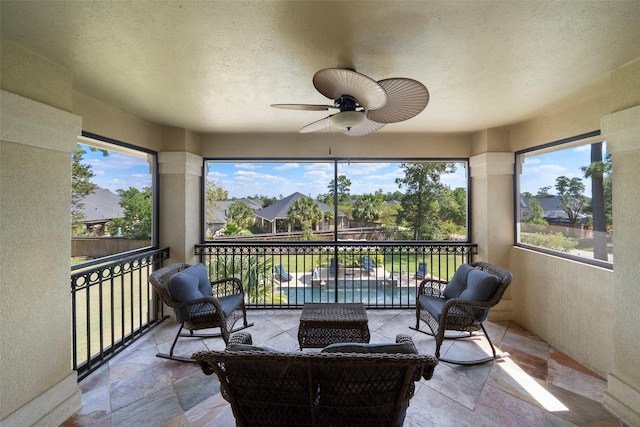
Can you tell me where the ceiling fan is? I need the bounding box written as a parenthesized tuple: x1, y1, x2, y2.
(271, 68, 429, 136)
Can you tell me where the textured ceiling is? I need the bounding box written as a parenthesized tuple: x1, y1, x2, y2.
(2, 1, 640, 135)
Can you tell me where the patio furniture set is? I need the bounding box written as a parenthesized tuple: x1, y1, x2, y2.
(149, 260, 512, 426)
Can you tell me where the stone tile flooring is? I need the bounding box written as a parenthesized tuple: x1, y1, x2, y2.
(62, 309, 625, 426)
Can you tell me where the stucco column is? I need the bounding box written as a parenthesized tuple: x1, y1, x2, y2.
(469, 152, 514, 320)
(1, 90, 82, 426)
(157, 151, 202, 265)
(601, 104, 640, 425)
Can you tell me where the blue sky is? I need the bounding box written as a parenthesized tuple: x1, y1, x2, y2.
(79, 141, 604, 199)
(519, 143, 606, 196)
(80, 144, 152, 192)
(206, 161, 469, 199)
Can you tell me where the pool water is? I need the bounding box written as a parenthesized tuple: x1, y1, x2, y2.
(284, 281, 418, 306)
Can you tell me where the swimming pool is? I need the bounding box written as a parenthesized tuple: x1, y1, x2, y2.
(283, 280, 418, 307)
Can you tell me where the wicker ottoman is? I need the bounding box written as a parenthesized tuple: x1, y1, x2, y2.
(298, 303, 370, 350)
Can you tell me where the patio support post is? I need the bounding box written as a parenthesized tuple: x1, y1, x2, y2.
(1, 90, 82, 426)
(158, 142, 202, 266)
(601, 100, 640, 425)
(469, 144, 514, 321)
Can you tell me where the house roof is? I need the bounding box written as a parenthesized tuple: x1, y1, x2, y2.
(207, 198, 264, 225)
(76, 187, 124, 224)
(521, 197, 564, 213)
(2, 1, 639, 136)
(255, 192, 344, 222)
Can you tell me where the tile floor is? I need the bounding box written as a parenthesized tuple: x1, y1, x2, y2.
(62, 309, 625, 427)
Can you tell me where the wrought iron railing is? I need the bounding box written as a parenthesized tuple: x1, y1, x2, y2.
(71, 247, 170, 380)
(196, 241, 477, 309)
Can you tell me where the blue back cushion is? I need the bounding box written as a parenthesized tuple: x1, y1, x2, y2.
(443, 264, 500, 302)
(167, 264, 213, 323)
(321, 342, 417, 354)
(459, 269, 500, 302)
(442, 264, 474, 299)
(168, 264, 213, 302)
(227, 344, 276, 352)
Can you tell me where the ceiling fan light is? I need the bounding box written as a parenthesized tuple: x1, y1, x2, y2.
(332, 111, 365, 130)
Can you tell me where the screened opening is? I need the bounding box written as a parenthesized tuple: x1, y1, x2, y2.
(203, 159, 469, 242)
(72, 133, 157, 263)
(515, 132, 613, 268)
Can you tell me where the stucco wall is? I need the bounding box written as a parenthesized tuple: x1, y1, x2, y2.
(601, 102, 640, 425)
(507, 59, 640, 424)
(199, 132, 473, 158)
(511, 248, 614, 376)
(1, 91, 82, 425)
(1, 38, 83, 426)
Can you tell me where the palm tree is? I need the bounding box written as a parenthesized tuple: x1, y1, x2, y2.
(352, 193, 383, 223)
(208, 254, 287, 304)
(286, 197, 323, 232)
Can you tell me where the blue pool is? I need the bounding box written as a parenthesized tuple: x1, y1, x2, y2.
(284, 281, 418, 307)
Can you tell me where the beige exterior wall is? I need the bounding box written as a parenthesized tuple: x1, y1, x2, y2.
(1, 91, 82, 425)
(507, 58, 640, 424)
(601, 102, 640, 425)
(1, 38, 83, 427)
(199, 132, 473, 158)
(507, 89, 616, 378)
(72, 91, 162, 152)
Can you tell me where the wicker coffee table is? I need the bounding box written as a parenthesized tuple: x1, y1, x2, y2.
(298, 303, 370, 350)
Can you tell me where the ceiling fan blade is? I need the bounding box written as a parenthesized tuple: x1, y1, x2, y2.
(271, 104, 336, 111)
(313, 68, 387, 110)
(299, 116, 333, 133)
(366, 78, 429, 124)
(343, 117, 386, 136)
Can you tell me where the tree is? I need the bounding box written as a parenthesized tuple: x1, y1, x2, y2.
(352, 192, 383, 222)
(536, 186, 553, 198)
(71, 145, 98, 235)
(554, 176, 588, 224)
(439, 187, 466, 226)
(286, 197, 323, 234)
(205, 180, 229, 227)
(228, 201, 255, 229)
(522, 197, 547, 225)
(316, 193, 334, 206)
(582, 145, 611, 261)
(395, 162, 456, 240)
(210, 254, 286, 304)
(328, 175, 352, 205)
(109, 187, 152, 239)
(255, 195, 278, 208)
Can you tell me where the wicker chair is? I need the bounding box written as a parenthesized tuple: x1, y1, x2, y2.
(148, 262, 253, 362)
(411, 261, 513, 365)
(193, 332, 438, 427)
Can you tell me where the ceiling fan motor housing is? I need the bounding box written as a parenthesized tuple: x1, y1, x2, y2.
(335, 95, 360, 112)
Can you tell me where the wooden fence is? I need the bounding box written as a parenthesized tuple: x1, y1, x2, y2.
(71, 238, 152, 258)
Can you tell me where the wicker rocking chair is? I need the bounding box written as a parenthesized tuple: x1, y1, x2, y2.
(410, 262, 513, 365)
(149, 262, 253, 362)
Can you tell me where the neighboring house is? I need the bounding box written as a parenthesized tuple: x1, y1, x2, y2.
(75, 187, 124, 235)
(254, 192, 347, 234)
(520, 196, 588, 225)
(206, 198, 264, 237)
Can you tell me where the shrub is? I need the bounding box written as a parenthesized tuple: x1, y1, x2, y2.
(521, 232, 578, 252)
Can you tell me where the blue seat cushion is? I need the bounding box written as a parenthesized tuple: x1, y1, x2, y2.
(321, 341, 417, 354)
(218, 293, 244, 317)
(227, 344, 276, 352)
(419, 294, 489, 324)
